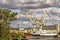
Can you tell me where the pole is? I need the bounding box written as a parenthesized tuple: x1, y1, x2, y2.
(18, 24, 19, 40)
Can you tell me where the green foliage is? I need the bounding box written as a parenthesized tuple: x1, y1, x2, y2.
(0, 9, 17, 40)
(10, 32, 24, 40)
(0, 9, 17, 21)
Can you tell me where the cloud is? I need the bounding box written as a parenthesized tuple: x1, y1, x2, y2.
(0, 0, 60, 27)
(0, 0, 60, 9)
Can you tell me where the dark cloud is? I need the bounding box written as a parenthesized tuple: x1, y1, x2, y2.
(0, 4, 19, 9)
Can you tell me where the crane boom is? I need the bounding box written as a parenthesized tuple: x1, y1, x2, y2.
(26, 12, 35, 25)
(44, 10, 51, 18)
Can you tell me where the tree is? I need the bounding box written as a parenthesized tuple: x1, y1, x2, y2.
(10, 32, 24, 40)
(0, 9, 17, 40)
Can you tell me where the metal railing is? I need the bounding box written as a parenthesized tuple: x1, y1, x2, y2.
(21, 36, 60, 40)
(21, 38, 60, 40)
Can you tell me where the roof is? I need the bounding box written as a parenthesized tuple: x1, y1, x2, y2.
(10, 21, 33, 28)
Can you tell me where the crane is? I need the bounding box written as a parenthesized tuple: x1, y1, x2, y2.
(21, 9, 56, 35)
(24, 9, 51, 33)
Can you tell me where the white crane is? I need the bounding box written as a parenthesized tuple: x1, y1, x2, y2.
(25, 10, 51, 33)
(21, 9, 57, 36)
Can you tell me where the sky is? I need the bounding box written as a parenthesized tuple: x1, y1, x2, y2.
(11, 9, 21, 13)
(0, 0, 60, 9)
(0, 0, 60, 28)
